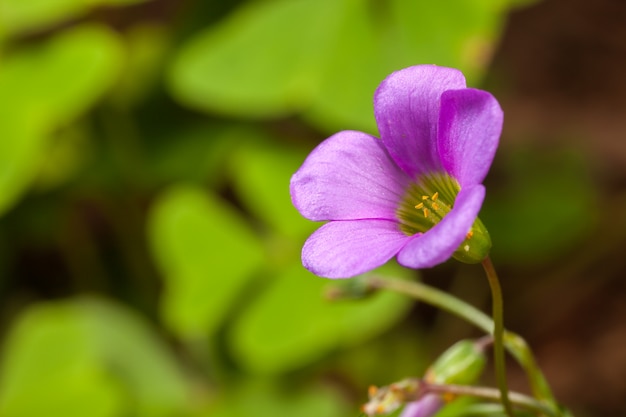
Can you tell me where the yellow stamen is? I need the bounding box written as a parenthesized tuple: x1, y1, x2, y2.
(423, 208, 429, 218)
(432, 202, 440, 211)
(422, 195, 429, 200)
(466, 230, 474, 240)
(414, 202, 424, 209)
(432, 192, 439, 201)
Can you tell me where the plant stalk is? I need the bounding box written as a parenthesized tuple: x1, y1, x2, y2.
(365, 275, 561, 415)
(481, 257, 514, 417)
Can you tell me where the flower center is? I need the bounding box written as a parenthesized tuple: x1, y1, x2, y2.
(395, 173, 492, 264)
(396, 173, 460, 236)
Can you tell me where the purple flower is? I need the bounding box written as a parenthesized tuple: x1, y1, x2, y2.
(400, 395, 444, 417)
(290, 65, 502, 278)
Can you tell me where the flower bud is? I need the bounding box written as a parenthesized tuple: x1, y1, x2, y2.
(425, 339, 487, 385)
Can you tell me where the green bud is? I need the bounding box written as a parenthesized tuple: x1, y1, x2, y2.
(452, 216, 491, 264)
(426, 339, 487, 385)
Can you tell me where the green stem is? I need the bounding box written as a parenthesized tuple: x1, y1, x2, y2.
(367, 276, 493, 333)
(366, 276, 560, 415)
(481, 257, 514, 417)
(424, 382, 559, 417)
(503, 332, 556, 405)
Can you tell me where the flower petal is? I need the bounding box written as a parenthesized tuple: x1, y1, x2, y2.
(374, 65, 466, 178)
(397, 185, 485, 269)
(290, 130, 409, 222)
(437, 88, 503, 187)
(301, 219, 408, 278)
(400, 395, 443, 417)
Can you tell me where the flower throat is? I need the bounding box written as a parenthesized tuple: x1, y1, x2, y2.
(396, 173, 491, 264)
(396, 173, 459, 236)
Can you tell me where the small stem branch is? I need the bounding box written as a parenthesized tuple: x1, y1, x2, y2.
(365, 275, 561, 414)
(503, 331, 556, 404)
(367, 276, 493, 333)
(424, 382, 559, 417)
(482, 257, 514, 417)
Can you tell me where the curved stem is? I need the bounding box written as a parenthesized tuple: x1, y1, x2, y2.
(503, 331, 556, 404)
(424, 382, 559, 417)
(482, 257, 514, 417)
(366, 275, 561, 414)
(367, 276, 493, 333)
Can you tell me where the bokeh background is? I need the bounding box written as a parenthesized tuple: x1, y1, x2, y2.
(0, 0, 624, 416)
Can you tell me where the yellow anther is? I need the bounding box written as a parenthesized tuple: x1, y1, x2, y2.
(422, 195, 429, 200)
(466, 230, 474, 240)
(423, 208, 429, 218)
(432, 202, 440, 211)
(432, 192, 439, 201)
(414, 202, 424, 209)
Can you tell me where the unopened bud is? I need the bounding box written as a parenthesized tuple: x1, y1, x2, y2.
(425, 338, 487, 385)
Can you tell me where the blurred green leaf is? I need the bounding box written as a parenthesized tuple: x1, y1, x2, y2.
(204, 381, 348, 417)
(229, 140, 314, 239)
(22, 25, 124, 124)
(389, 0, 504, 82)
(81, 299, 190, 417)
(0, 107, 48, 219)
(309, 0, 510, 132)
(229, 262, 413, 374)
(0, 298, 188, 417)
(303, 0, 382, 133)
(169, 0, 513, 132)
(168, 0, 338, 118)
(148, 184, 264, 338)
(0, 0, 151, 37)
(0, 25, 123, 216)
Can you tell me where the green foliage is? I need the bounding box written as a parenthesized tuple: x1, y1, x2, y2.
(0, 0, 150, 38)
(229, 262, 413, 374)
(148, 184, 264, 338)
(169, 0, 513, 132)
(204, 381, 348, 417)
(168, 0, 333, 119)
(0, 298, 188, 417)
(427, 339, 486, 385)
(0, 24, 123, 215)
(0, 0, 597, 416)
(229, 139, 314, 239)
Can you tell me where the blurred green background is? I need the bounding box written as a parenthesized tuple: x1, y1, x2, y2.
(0, 0, 625, 416)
